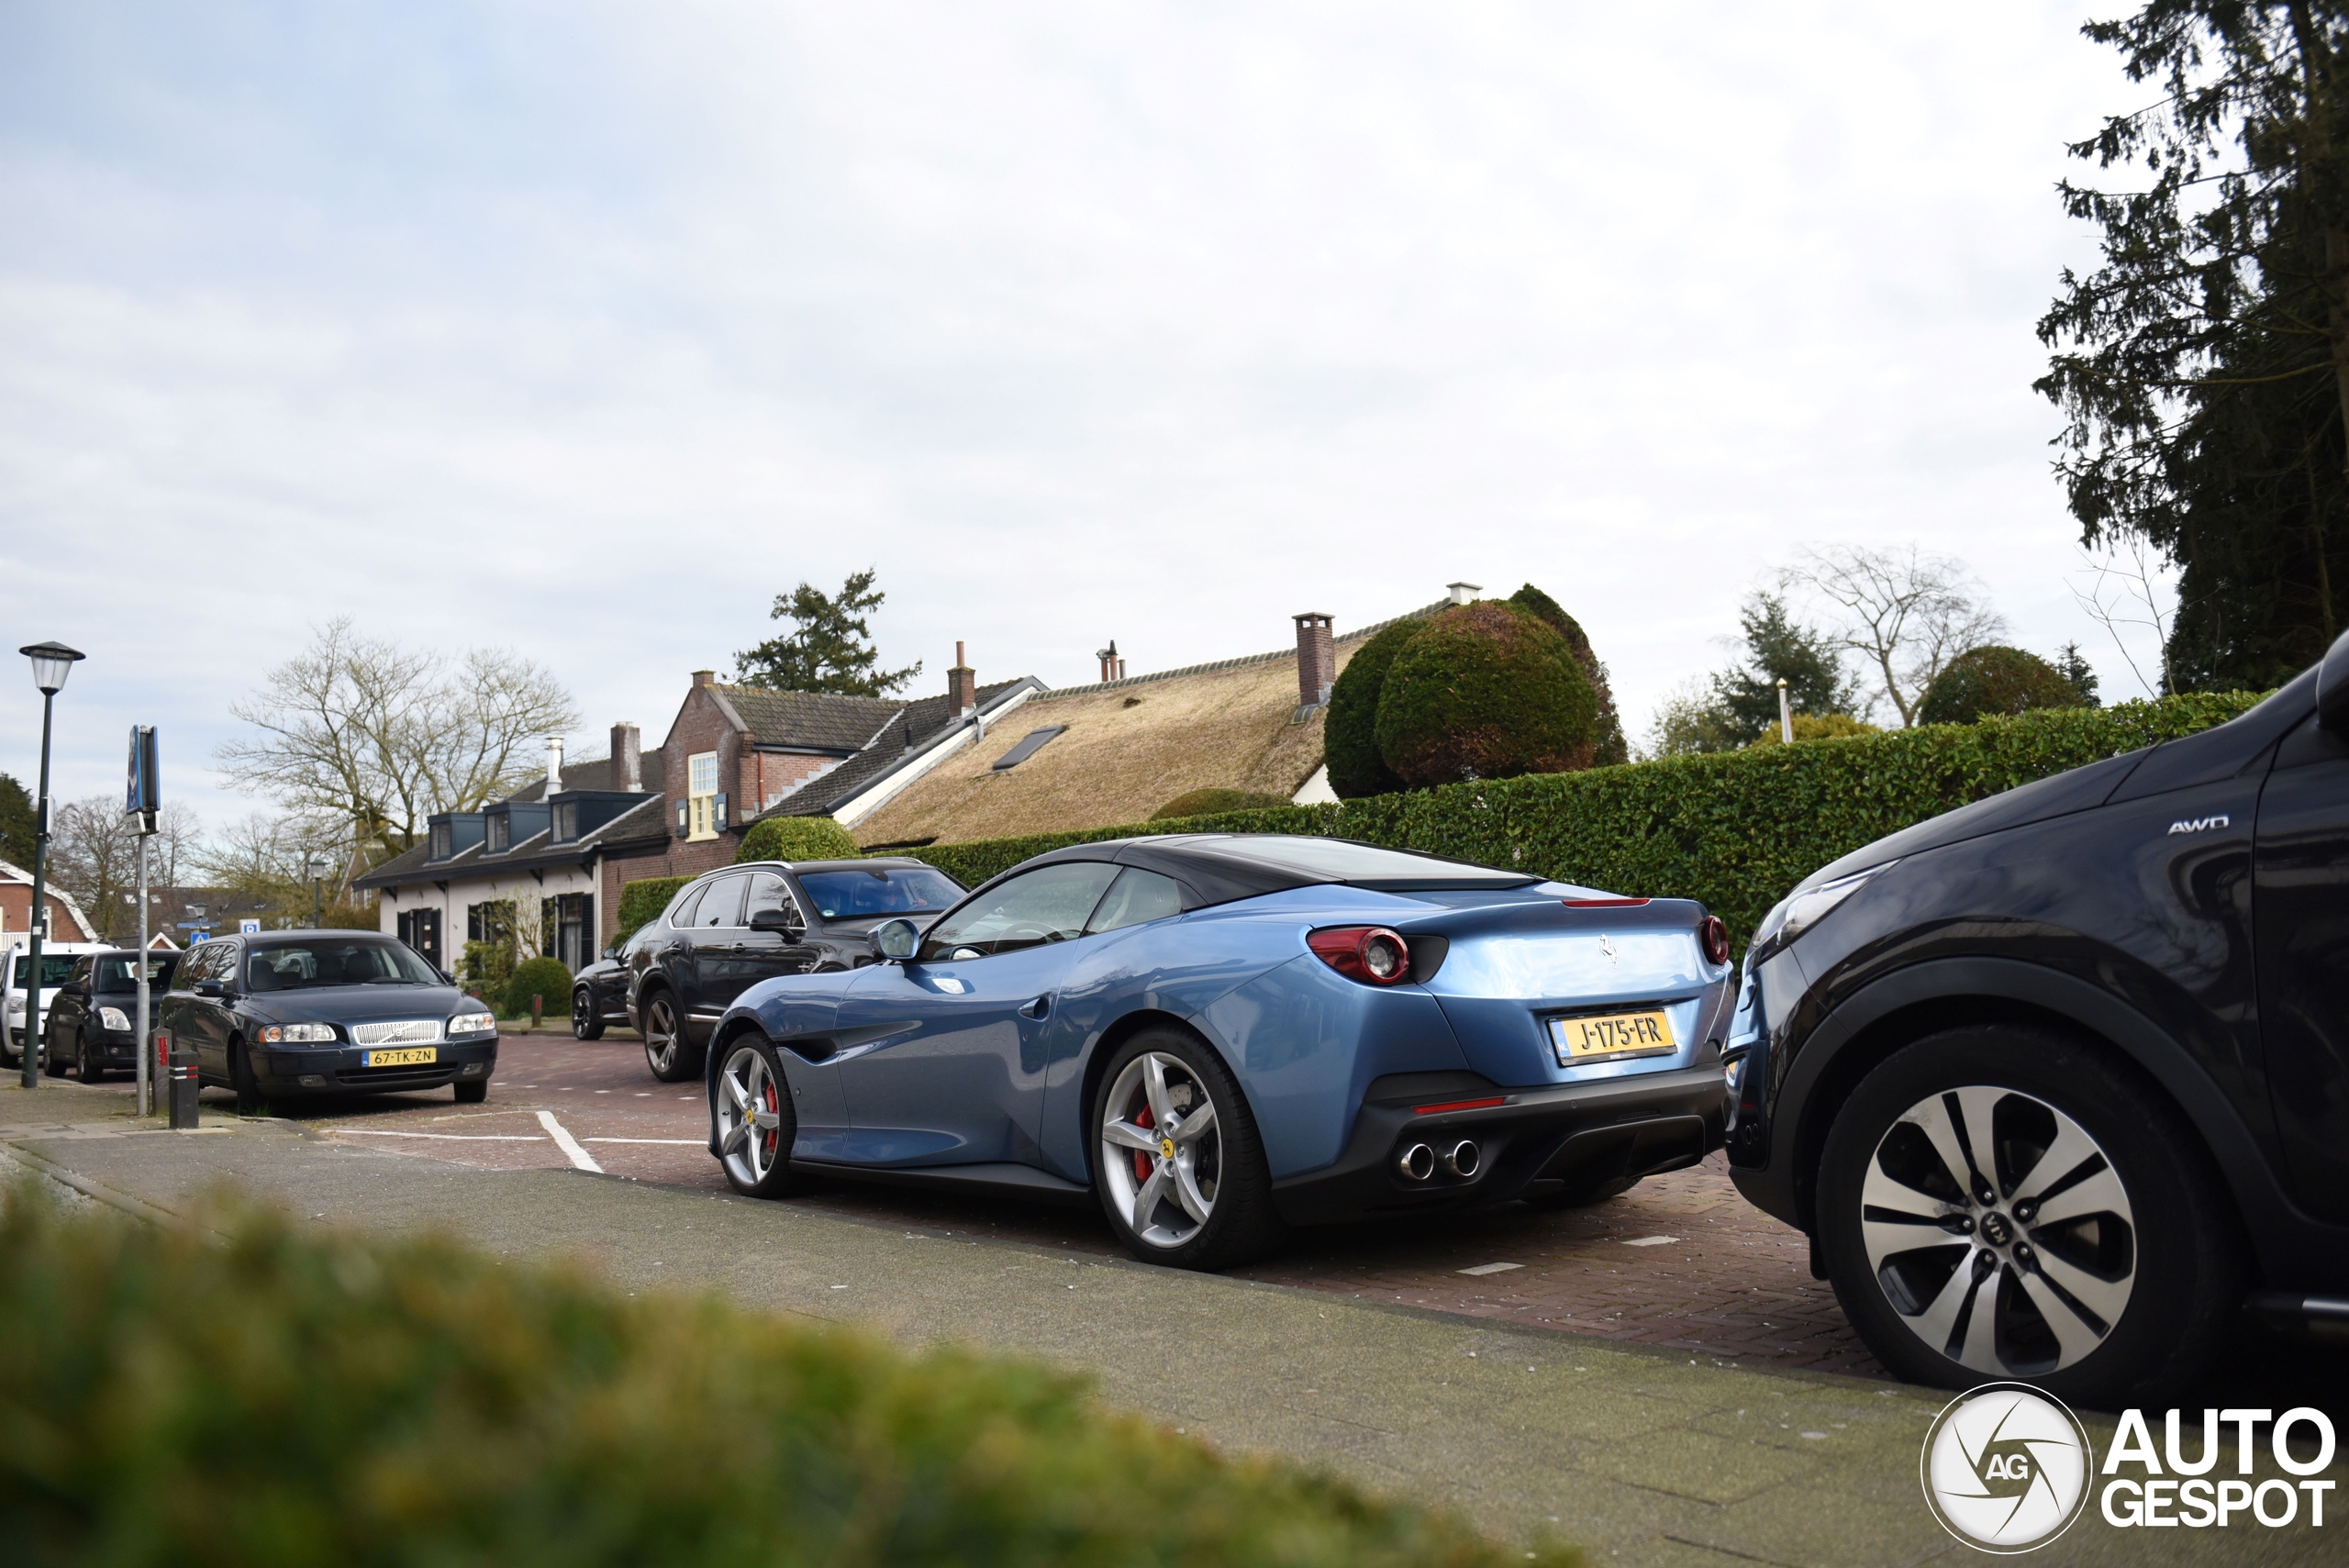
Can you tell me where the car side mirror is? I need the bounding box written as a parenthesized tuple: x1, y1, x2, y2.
(2320, 627, 2349, 734)
(748, 906, 802, 937)
(870, 917, 920, 962)
(601, 946, 618, 962)
(193, 979, 226, 999)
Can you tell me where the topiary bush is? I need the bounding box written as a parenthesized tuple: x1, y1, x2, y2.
(616, 876, 691, 942)
(1507, 584, 1629, 766)
(1746, 713, 1881, 747)
(1323, 620, 1419, 799)
(735, 815, 861, 864)
(1151, 788, 1290, 820)
(1918, 646, 2087, 725)
(888, 692, 2263, 953)
(505, 956, 573, 1019)
(1374, 602, 1598, 786)
(0, 1194, 1573, 1568)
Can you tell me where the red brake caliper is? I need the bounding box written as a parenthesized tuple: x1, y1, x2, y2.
(763, 1083, 780, 1154)
(1132, 1103, 1154, 1184)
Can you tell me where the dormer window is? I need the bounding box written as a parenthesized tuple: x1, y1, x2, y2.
(429, 824, 451, 861)
(486, 815, 509, 853)
(552, 802, 578, 843)
(687, 751, 720, 840)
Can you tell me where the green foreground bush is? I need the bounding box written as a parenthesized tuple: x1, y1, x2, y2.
(615, 875, 690, 942)
(893, 694, 2263, 950)
(0, 1194, 1572, 1568)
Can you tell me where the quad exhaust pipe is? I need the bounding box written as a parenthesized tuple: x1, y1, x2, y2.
(1396, 1140, 1480, 1183)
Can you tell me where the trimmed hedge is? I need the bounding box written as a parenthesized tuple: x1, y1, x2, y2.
(0, 1194, 1571, 1568)
(1324, 620, 1418, 798)
(1375, 602, 1598, 785)
(616, 875, 691, 942)
(505, 956, 573, 1018)
(736, 816, 861, 864)
(888, 693, 2263, 950)
(1918, 645, 2084, 724)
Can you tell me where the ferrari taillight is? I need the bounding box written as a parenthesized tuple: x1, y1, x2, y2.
(1307, 926, 1412, 985)
(1698, 915, 1731, 967)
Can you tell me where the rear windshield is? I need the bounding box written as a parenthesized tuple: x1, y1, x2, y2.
(796, 867, 965, 919)
(95, 955, 177, 991)
(1209, 836, 1536, 887)
(10, 955, 78, 988)
(245, 940, 439, 991)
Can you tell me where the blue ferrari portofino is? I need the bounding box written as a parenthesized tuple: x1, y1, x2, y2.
(704, 834, 1737, 1268)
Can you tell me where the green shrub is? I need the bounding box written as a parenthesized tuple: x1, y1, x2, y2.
(888, 693, 2263, 951)
(460, 938, 516, 1002)
(1918, 645, 2087, 724)
(0, 1195, 1572, 1568)
(736, 815, 862, 864)
(505, 956, 573, 1018)
(1375, 602, 1598, 786)
(616, 876, 691, 942)
(1324, 620, 1419, 799)
(1152, 788, 1291, 820)
(1507, 584, 1628, 766)
(1746, 713, 1881, 747)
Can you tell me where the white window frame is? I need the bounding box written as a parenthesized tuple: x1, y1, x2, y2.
(686, 751, 719, 841)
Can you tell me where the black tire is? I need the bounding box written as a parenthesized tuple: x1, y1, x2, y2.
(1088, 1027, 1286, 1271)
(1816, 1024, 2243, 1409)
(571, 987, 606, 1041)
(77, 1029, 105, 1084)
(229, 1040, 269, 1115)
(713, 1034, 821, 1198)
(453, 1078, 488, 1104)
(41, 1022, 69, 1078)
(640, 991, 701, 1083)
(1522, 1173, 1642, 1212)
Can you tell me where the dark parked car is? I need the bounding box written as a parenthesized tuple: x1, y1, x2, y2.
(622, 858, 964, 1081)
(159, 930, 498, 1111)
(1726, 628, 2349, 1407)
(43, 948, 178, 1082)
(570, 947, 629, 1040)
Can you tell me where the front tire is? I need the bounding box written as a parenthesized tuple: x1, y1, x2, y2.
(1090, 1027, 1285, 1270)
(77, 1029, 106, 1084)
(453, 1079, 488, 1104)
(715, 1036, 820, 1197)
(572, 987, 605, 1040)
(1817, 1025, 2242, 1408)
(229, 1041, 269, 1115)
(640, 992, 700, 1082)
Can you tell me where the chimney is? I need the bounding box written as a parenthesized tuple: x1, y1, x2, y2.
(546, 735, 564, 794)
(1446, 581, 1482, 606)
(1293, 613, 1335, 709)
(610, 722, 642, 792)
(948, 640, 977, 716)
(691, 669, 716, 687)
(1096, 639, 1127, 683)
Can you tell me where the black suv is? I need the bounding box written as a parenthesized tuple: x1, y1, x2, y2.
(1727, 630, 2349, 1407)
(42, 948, 178, 1081)
(622, 858, 963, 1082)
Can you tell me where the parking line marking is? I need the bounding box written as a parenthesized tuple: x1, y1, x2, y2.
(336, 1129, 547, 1141)
(1620, 1235, 1679, 1247)
(537, 1110, 603, 1173)
(583, 1138, 704, 1145)
(1458, 1262, 1522, 1276)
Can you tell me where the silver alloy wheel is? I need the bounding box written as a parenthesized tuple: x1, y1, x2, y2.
(572, 990, 592, 1037)
(1861, 1085, 2137, 1378)
(1099, 1051, 1221, 1249)
(643, 995, 678, 1072)
(716, 1044, 785, 1187)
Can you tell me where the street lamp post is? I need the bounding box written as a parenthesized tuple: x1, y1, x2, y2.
(18, 641, 85, 1091)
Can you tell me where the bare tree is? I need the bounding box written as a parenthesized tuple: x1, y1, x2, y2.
(1779, 545, 2006, 727)
(50, 797, 139, 943)
(2072, 539, 2176, 700)
(193, 813, 370, 929)
(216, 620, 578, 856)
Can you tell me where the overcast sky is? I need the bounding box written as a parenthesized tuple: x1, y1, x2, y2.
(1, 1, 2155, 831)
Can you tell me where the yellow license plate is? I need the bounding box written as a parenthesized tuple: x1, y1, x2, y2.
(365, 1047, 438, 1068)
(1550, 1009, 1676, 1062)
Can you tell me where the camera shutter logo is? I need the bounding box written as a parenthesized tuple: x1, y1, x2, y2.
(1920, 1384, 2093, 1552)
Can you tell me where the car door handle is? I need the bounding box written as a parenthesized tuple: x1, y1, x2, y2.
(1017, 995, 1051, 1019)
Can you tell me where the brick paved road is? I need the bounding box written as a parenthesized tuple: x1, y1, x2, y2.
(272, 1031, 1882, 1375)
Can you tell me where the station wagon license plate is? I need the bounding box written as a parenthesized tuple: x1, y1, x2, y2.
(365, 1046, 438, 1068)
(1549, 1009, 1676, 1064)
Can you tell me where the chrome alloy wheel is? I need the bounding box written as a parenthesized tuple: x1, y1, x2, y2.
(643, 995, 680, 1072)
(717, 1045, 786, 1187)
(1099, 1051, 1221, 1249)
(1861, 1086, 2137, 1378)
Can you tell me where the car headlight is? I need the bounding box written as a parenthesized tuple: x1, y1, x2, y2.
(98, 1006, 132, 1031)
(6, 997, 22, 1017)
(257, 1023, 338, 1044)
(1748, 862, 1895, 965)
(449, 1011, 496, 1037)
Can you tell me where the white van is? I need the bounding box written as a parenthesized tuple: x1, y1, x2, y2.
(3, 941, 107, 1070)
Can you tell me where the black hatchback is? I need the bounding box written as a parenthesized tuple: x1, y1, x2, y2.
(42, 949, 178, 1082)
(1726, 629, 2349, 1407)
(160, 930, 498, 1111)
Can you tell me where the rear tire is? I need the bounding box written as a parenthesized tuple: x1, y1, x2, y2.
(641, 992, 700, 1082)
(453, 1079, 488, 1104)
(714, 1035, 821, 1198)
(1089, 1027, 1286, 1270)
(572, 988, 606, 1040)
(1816, 1025, 2242, 1409)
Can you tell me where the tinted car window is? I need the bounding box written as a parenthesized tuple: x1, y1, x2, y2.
(694, 875, 748, 929)
(920, 862, 1119, 959)
(669, 884, 707, 928)
(1212, 837, 1531, 886)
(13, 954, 79, 987)
(796, 867, 963, 918)
(744, 873, 801, 927)
(95, 955, 177, 991)
(71, 957, 94, 987)
(1085, 867, 1186, 934)
(245, 940, 439, 992)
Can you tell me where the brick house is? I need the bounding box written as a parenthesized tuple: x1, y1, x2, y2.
(356, 654, 1039, 963)
(0, 859, 95, 951)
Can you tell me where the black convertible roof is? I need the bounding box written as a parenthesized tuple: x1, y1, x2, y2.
(1012, 834, 1540, 906)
